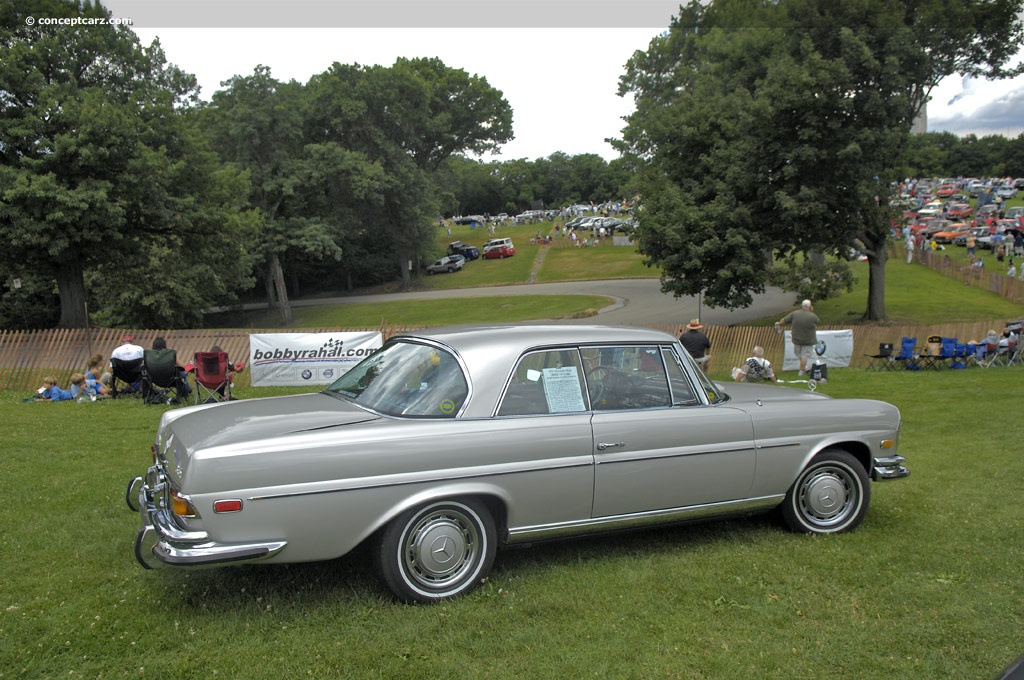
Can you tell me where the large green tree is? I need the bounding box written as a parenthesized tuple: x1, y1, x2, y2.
(205, 66, 386, 326)
(306, 57, 513, 288)
(0, 0, 256, 328)
(619, 0, 1023, 320)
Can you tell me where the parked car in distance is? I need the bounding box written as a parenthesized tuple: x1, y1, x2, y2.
(514, 210, 546, 224)
(974, 204, 1002, 226)
(482, 237, 515, 259)
(127, 324, 908, 604)
(592, 217, 625, 232)
(447, 241, 480, 261)
(931, 223, 971, 244)
(945, 202, 972, 219)
(916, 201, 945, 218)
(977, 222, 1015, 250)
(952, 226, 986, 247)
(425, 255, 464, 274)
(994, 185, 1017, 200)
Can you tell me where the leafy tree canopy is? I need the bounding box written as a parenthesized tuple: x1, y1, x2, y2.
(619, 0, 1023, 320)
(0, 0, 257, 327)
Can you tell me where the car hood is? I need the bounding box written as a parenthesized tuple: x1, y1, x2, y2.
(718, 382, 831, 403)
(161, 392, 381, 455)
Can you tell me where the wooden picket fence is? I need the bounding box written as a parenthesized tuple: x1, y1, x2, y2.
(1, 320, 1016, 393)
(0, 325, 404, 392)
(912, 245, 1024, 304)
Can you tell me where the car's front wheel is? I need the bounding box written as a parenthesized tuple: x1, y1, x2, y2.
(780, 449, 870, 534)
(375, 499, 496, 603)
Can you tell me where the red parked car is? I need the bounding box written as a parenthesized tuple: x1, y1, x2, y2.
(482, 237, 516, 259)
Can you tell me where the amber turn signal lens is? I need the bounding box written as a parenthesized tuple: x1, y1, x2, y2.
(170, 490, 196, 518)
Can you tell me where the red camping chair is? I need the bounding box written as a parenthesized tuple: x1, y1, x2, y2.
(192, 351, 237, 404)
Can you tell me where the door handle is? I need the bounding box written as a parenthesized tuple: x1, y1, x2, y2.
(597, 442, 625, 451)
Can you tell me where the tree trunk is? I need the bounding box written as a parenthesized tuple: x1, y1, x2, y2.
(398, 249, 412, 290)
(267, 251, 294, 326)
(862, 235, 888, 321)
(264, 274, 277, 315)
(56, 259, 88, 328)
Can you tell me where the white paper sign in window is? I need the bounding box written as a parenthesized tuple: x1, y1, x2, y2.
(541, 366, 586, 412)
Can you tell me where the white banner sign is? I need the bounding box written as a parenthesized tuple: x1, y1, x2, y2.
(249, 332, 382, 387)
(781, 329, 854, 371)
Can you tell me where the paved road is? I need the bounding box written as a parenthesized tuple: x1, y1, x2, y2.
(287, 279, 796, 327)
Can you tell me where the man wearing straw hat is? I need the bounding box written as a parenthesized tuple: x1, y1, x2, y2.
(679, 318, 711, 371)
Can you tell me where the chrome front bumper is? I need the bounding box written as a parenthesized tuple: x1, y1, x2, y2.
(871, 455, 910, 481)
(127, 472, 286, 570)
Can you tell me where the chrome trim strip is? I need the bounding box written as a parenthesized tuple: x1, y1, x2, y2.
(248, 455, 595, 501)
(755, 441, 803, 450)
(506, 495, 784, 543)
(595, 444, 756, 465)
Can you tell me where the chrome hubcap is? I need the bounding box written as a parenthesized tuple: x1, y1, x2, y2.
(403, 508, 479, 588)
(800, 466, 854, 525)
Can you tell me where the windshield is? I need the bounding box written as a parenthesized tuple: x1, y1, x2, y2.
(324, 340, 468, 418)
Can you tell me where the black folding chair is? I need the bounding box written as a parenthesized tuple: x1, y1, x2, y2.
(141, 349, 188, 405)
(865, 343, 894, 371)
(109, 357, 143, 398)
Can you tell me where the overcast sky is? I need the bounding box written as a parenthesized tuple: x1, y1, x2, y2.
(100, 0, 1024, 162)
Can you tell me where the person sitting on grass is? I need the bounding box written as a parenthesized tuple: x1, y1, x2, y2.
(84, 354, 111, 398)
(732, 346, 778, 383)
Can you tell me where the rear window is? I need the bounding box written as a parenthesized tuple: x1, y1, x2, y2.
(325, 341, 468, 418)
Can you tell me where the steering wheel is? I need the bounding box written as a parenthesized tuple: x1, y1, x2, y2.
(588, 366, 610, 405)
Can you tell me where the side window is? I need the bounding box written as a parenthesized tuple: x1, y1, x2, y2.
(663, 348, 700, 406)
(582, 346, 671, 411)
(497, 349, 587, 416)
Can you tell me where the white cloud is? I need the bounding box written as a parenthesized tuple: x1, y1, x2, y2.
(928, 71, 1024, 138)
(130, 27, 659, 161)
(101, 0, 1024, 157)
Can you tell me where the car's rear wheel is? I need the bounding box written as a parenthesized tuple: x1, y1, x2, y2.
(780, 449, 870, 534)
(375, 499, 496, 603)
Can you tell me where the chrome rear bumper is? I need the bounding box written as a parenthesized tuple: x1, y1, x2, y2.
(127, 472, 286, 570)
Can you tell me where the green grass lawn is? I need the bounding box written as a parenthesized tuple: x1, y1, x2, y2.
(291, 294, 613, 327)
(2, 368, 1022, 677)
(797, 256, 1024, 326)
(7, 213, 1024, 677)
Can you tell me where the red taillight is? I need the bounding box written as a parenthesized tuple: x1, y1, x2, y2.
(214, 499, 243, 513)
